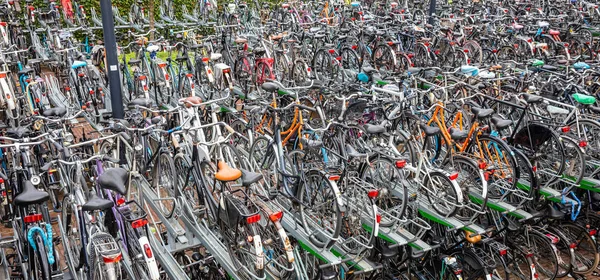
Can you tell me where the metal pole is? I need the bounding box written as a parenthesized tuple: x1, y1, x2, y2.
(99, 0, 124, 119)
(428, 0, 436, 25)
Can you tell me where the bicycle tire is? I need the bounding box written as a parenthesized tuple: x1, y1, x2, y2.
(298, 169, 343, 248)
(561, 221, 600, 275)
(153, 152, 177, 218)
(424, 170, 461, 217)
(32, 233, 50, 280)
(447, 155, 487, 222)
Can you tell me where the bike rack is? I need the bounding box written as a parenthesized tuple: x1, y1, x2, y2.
(417, 196, 487, 235)
(138, 178, 197, 280)
(516, 179, 579, 205)
(467, 192, 533, 221)
(578, 176, 600, 192)
(138, 177, 249, 279)
(277, 203, 348, 270)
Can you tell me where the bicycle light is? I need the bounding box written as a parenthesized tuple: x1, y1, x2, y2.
(269, 211, 283, 222)
(247, 214, 261, 224)
(368, 190, 378, 198)
(395, 160, 407, 168)
(449, 172, 459, 180)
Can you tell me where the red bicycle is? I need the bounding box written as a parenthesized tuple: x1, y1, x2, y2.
(233, 37, 276, 93)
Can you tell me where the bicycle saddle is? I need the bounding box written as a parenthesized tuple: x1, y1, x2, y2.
(215, 161, 242, 182)
(6, 126, 32, 138)
(82, 194, 114, 211)
(14, 180, 49, 206)
(261, 82, 279, 93)
(181, 96, 202, 107)
(253, 47, 266, 56)
(420, 124, 440, 136)
(128, 59, 141, 65)
(491, 116, 512, 130)
(548, 29, 560, 35)
(522, 94, 543, 104)
(301, 138, 323, 149)
(17, 68, 35, 75)
(449, 127, 468, 141)
(240, 169, 262, 186)
(42, 106, 67, 118)
(547, 205, 564, 220)
(71, 60, 87, 69)
(346, 144, 367, 158)
(128, 97, 153, 108)
(175, 56, 188, 62)
(471, 107, 494, 119)
(98, 168, 128, 195)
(364, 124, 386, 134)
(541, 64, 558, 71)
(147, 45, 160, 52)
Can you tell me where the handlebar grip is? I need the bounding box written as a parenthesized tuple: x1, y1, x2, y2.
(167, 127, 182, 134)
(224, 125, 235, 134)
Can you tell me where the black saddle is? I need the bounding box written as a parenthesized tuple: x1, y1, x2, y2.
(98, 168, 128, 195)
(471, 107, 494, 119)
(420, 124, 440, 136)
(6, 127, 31, 138)
(241, 169, 263, 186)
(491, 116, 512, 130)
(14, 181, 49, 206)
(449, 128, 469, 141)
(522, 94, 543, 104)
(82, 194, 114, 211)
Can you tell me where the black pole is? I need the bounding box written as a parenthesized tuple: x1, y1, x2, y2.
(428, 0, 436, 25)
(100, 0, 124, 119)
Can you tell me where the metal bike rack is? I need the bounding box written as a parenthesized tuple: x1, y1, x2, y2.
(467, 192, 533, 221)
(138, 178, 246, 280)
(417, 197, 487, 235)
(579, 176, 600, 192)
(138, 179, 196, 280)
(277, 203, 347, 268)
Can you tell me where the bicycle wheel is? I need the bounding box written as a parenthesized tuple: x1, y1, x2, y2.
(546, 226, 575, 278)
(360, 155, 408, 227)
(339, 182, 377, 256)
(469, 135, 519, 200)
(528, 232, 559, 280)
(372, 45, 397, 72)
(32, 233, 51, 280)
(561, 136, 585, 185)
(153, 152, 176, 217)
(218, 143, 245, 170)
(291, 59, 310, 86)
(561, 222, 599, 275)
(61, 196, 82, 273)
(505, 250, 533, 280)
(173, 153, 202, 213)
(448, 155, 486, 222)
(221, 196, 265, 278)
(298, 169, 342, 247)
(463, 40, 483, 65)
(256, 211, 294, 278)
(424, 170, 461, 217)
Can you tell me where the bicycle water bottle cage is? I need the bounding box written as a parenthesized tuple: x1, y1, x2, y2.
(572, 93, 596, 105)
(71, 60, 87, 69)
(574, 62, 591, 70)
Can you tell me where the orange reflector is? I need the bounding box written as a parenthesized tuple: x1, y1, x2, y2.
(269, 211, 283, 222)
